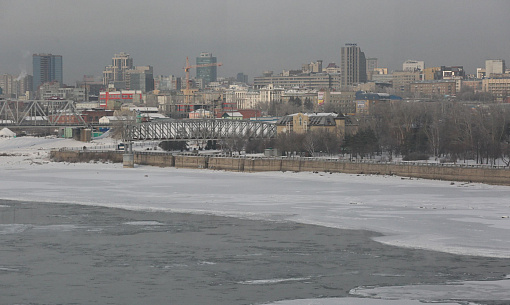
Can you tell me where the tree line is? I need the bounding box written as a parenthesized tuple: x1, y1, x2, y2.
(356, 101, 510, 165)
(158, 100, 510, 165)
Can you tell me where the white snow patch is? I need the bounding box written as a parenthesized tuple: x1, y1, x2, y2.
(124, 221, 164, 226)
(0, 224, 31, 234)
(350, 278, 510, 301)
(239, 277, 311, 285)
(263, 299, 464, 305)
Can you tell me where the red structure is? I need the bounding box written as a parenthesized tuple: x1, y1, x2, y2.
(99, 90, 142, 109)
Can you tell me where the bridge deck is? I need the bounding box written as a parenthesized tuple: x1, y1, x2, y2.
(125, 119, 276, 141)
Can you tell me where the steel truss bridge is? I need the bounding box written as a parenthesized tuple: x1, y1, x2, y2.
(0, 100, 87, 127)
(124, 119, 276, 141)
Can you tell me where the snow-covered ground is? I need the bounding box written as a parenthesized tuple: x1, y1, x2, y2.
(1, 136, 510, 304)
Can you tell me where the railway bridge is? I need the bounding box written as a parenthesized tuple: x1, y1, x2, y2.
(0, 100, 87, 127)
(124, 119, 277, 141)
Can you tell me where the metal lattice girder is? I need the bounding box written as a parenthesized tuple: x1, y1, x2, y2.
(125, 119, 276, 141)
(0, 100, 87, 126)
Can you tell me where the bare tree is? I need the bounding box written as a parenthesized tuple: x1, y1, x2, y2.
(111, 109, 136, 140)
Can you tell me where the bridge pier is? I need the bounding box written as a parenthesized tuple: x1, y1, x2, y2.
(123, 142, 134, 168)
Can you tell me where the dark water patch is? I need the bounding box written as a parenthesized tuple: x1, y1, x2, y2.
(0, 199, 509, 305)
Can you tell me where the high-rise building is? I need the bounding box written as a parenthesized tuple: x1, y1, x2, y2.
(366, 58, 378, 81)
(32, 53, 63, 90)
(366, 58, 378, 73)
(103, 52, 134, 88)
(341, 44, 366, 87)
(0, 74, 16, 97)
(236, 73, 248, 84)
(196, 52, 217, 86)
(485, 59, 506, 77)
(302, 60, 323, 73)
(126, 65, 154, 92)
(18, 74, 33, 97)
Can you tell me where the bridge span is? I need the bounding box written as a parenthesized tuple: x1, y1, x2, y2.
(124, 119, 276, 141)
(0, 100, 86, 127)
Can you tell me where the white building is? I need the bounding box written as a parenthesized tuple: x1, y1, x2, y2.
(477, 68, 486, 79)
(225, 85, 263, 110)
(403, 60, 425, 72)
(259, 84, 284, 104)
(485, 59, 506, 77)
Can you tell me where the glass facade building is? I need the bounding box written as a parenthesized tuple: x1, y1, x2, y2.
(196, 52, 217, 86)
(33, 54, 63, 90)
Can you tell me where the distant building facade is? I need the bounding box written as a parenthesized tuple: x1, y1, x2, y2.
(33, 53, 63, 90)
(102, 52, 134, 89)
(403, 60, 424, 72)
(485, 60, 506, 77)
(392, 70, 421, 93)
(441, 66, 465, 80)
(423, 67, 443, 81)
(482, 77, 510, 102)
(322, 90, 357, 115)
(236, 72, 248, 84)
(410, 80, 457, 97)
(324, 63, 341, 74)
(366, 58, 378, 80)
(276, 112, 346, 137)
(99, 90, 143, 109)
(254, 73, 340, 90)
(341, 43, 367, 87)
(126, 66, 154, 92)
(0, 74, 16, 97)
(196, 52, 217, 86)
(302, 60, 323, 73)
(355, 92, 402, 115)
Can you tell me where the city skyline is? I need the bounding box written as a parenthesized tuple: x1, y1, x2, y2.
(0, 0, 509, 84)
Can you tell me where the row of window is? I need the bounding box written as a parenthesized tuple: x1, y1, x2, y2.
(99, 94, 138, 99)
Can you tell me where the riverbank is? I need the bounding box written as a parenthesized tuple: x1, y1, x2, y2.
(51, 149, 510, 185)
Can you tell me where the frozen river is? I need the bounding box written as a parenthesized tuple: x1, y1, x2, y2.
(1, 199, 509, 305)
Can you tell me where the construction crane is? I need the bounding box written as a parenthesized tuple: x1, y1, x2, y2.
(182, 57, 223, 104)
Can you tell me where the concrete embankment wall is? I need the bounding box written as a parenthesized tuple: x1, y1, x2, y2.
(50, 150, 510, 185)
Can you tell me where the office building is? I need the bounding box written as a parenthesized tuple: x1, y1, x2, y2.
(482, 77, 510, 102)
(441, 66, 465, 80)
(102, 52, 134, 88)
(341, 43, 367, 87)
(422, 67, 441, 80)
(485, 60, 506, 77)
(403, 60, 424, 72)
(366, 58, 378, 73)
(365, 58, 378, 81)
(236, 73, 248, 84)
(0, 74, 16, 97)
(302, 60, 323, 73)
(253, 73, 341, 90)
(393, 71, 421, 93)
(196, 52, 217, 86)
(126, 65, 154, 92)
(410, 80, 457, 97)
(33, 53, 63, 90)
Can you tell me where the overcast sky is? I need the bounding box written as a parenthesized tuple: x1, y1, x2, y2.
(0, 0, 509, 84)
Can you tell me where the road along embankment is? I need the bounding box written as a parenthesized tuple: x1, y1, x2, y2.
(50, 150, 510, 186)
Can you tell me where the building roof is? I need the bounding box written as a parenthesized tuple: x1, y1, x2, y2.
(355, 91, 402, 101)
(276, 112, 344, 126)
(222, 111, 243, 117)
